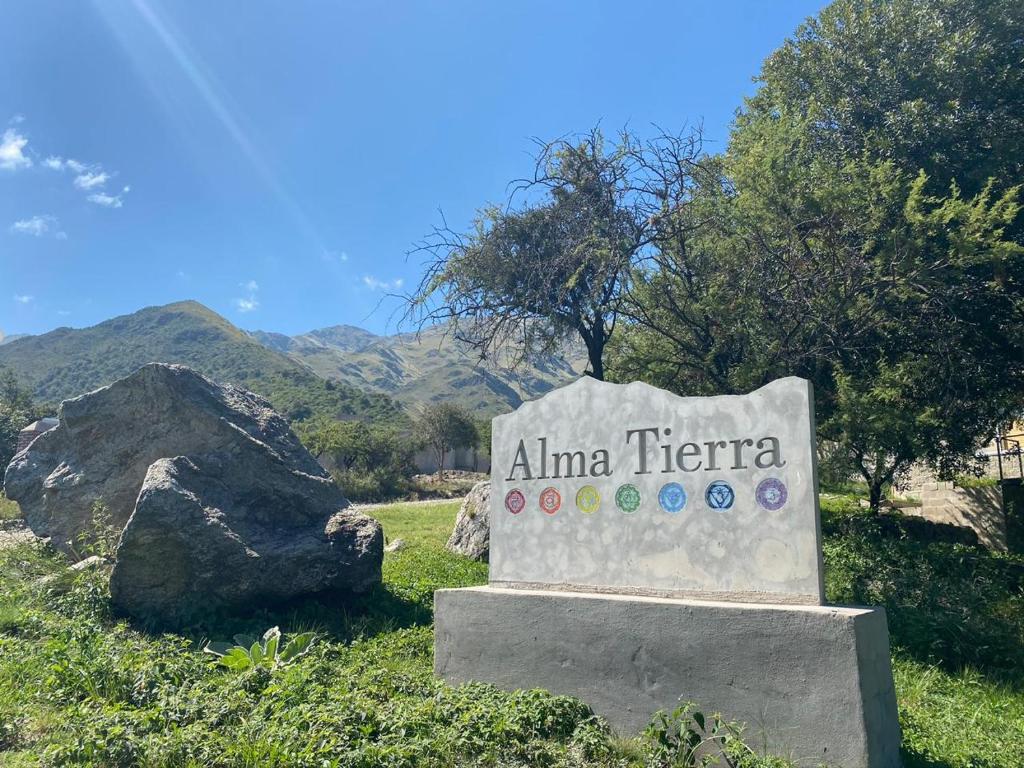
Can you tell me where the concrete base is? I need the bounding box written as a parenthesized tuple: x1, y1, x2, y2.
(435, 586, 901, 768)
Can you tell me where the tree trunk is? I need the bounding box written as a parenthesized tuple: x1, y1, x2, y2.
(588, 348, 605, 381)
(868, 480, 884, 514)
(437, 447, 446, 480)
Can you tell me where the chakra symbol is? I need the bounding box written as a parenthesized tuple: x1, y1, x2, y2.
(505, 489, 526, 515)
(705, 481, 735, 511)
(539, 487, 561, 515)
(575, 485, 600, 514)
(615, 484, 641, 514)
(756, 478, 788, 511)
(658, 482, 687, 514)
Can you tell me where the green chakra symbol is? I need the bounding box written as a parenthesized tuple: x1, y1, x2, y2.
(615, 483, 641, 514)
(576, 485, 600, 513)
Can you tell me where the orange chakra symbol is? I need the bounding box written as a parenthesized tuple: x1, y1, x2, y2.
(539, 487, 561, 515)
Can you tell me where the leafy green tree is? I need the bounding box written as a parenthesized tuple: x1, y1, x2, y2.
(295, 417, 417, 501)
(406, 128, 707, 380)
(0, 367, 40, 476)
(612, 0, 1024, 510)
(414, 402, 478, 479)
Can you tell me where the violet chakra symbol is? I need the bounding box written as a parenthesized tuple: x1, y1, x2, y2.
(755, 478, 788, 511)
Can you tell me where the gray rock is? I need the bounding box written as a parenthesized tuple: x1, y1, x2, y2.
(384, 538, 406, 553)
(110, 448, 382, 623)
(446, 481, 490, 561)
(4, 363, 383, 622)
(4, 363, 332, 555)
(70, 555, 107, 572)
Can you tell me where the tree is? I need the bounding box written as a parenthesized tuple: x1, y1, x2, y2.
(414, 403, 478, 479)
(611, 0, 1024, 511)
(295, 417, 418, 502)
(294, 417, 371, 470)
(406, 127, 708, 380)
(0, 367, 39, 477)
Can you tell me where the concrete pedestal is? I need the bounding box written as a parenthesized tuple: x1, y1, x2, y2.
(435, 586, 901, 768)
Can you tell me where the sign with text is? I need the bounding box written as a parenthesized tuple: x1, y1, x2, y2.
(489, 377, 824, 604)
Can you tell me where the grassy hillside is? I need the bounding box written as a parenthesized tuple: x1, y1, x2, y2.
(0, 302, 404, 425)
(251, 323, 585, 416)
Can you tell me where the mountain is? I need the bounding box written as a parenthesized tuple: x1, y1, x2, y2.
(0, 332, 27, 346)
(249, 323, 585, 416)
(0, 301, 403, 424)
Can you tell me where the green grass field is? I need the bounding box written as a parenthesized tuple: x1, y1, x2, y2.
(0, 497, 1021, 767)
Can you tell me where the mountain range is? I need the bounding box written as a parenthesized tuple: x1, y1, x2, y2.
(0, 302, 402, 424)
(0, 301, 583, 422)
(249, 323, 584, 416)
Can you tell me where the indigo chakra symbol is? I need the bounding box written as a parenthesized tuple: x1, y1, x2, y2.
(705, 481, 735, 511)
(658, 482, 687, 514)
(504, 489, 526, 515)
(755, 478, 788, 511)
(615, 484, 641, 514)
(539, 487, 561, 515)
(576, 485, 600, 514)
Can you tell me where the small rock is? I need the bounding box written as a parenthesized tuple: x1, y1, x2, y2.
(70, 555, 106, 572)
(446, 481, 490, 561)
(384, 538, 406, 553)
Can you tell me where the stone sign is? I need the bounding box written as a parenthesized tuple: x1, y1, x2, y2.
(435, 377, 901, 768)
(489, 376, 823, 603)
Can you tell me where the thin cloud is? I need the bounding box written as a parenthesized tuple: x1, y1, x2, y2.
(363, 275, 404, 292)
(322, 249, 349, 264)
(42, 153, 127, 207)
(74, 171, 110, 189)
(87, 187, 130, 208)
(9, 214, 66, 239)
(13, 294, 34, 304)
(0, 128, 31, 171)
(234, 279, 260, 313)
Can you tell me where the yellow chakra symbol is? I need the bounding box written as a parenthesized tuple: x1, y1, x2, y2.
(575, 485, 601, 514)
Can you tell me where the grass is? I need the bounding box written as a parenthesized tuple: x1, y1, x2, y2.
(372, 501, 461, 548)
(0, 493, 20, 522)
(0, 495, 1021, 767)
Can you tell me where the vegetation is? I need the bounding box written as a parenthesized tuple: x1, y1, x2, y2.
(0, 301, 405, 426)
(296, 418, 418, 502)
(0, 493, 20, 522)
(0, 497, 1021, 766)
(641, 0, 1021, 511)
(407, 128, 707, 381)
(414, 403, 478, 479)
(0, 366, 42, 474)
(405, 0, 1024, 512)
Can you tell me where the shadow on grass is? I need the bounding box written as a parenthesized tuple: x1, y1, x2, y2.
(822, 507, 1024, 687)
(124, 545, 488, 648)
(900, 748, 956, 768)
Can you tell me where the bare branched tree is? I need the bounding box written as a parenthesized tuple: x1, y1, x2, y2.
(403, 126, 708, 381)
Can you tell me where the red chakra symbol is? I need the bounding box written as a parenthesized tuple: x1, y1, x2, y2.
(539, 487, 561, 515)
(505, 489, 526, 515)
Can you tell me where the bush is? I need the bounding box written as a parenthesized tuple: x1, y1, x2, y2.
(333, 466, 411, 503)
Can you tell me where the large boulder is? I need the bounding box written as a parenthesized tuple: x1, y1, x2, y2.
(446, 481, 490, 561)
(5, 363, 333, 553)
(110, 447, 381, 622)
(4, 363, 383, 621)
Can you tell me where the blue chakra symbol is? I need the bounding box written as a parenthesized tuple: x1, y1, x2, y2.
(705, 481, 735, 511)
(658, 482, 687, 514)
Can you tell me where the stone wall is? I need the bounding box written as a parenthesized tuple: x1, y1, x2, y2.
(902, 478, 1006, 551)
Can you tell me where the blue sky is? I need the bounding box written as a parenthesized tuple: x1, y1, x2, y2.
(0, 0, 824, 339)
